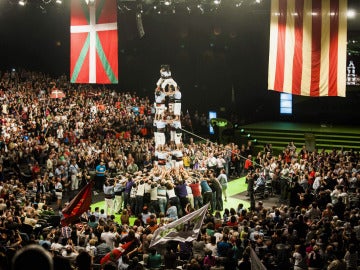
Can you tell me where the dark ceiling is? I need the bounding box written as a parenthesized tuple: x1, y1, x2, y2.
(1, 0, 360, 123)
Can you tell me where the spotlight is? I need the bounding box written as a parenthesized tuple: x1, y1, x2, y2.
(18, 0, 26, 6)
(240, 128, 245, 133)
(85, 0, 95, 5)
(154, 5, 157, 9)
(347, 10, 356, 18)
(253, 139, 257, 143)
(164, 0, 170, 6)
(56, 0, 62, 4)
(214, 0, 220, 4)
(247, 133, 251, 137)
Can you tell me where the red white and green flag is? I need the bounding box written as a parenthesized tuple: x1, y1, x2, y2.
(70, 0, 118, 84)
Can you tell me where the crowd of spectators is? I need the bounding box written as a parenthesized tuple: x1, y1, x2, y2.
(0, 70, 360, 270)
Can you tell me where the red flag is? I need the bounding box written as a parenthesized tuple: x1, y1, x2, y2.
(100, 241, 134, 265)
(50, 89, 66, 99)
(61, 181, 94, 226)
(70, 0, 118, 84)
(268, 0, 347, 97)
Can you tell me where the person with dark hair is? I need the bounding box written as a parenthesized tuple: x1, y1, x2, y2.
(164, 244, 178, 269)
(344, 243, 358, 270)
(200, 177, 213, 213)
(76, 250, 92, 270)
(95, 239, 111, 264)
(217, 235, 232, 258)
(95, 160, 106, 193)
(238, 253, 251, 270)
(127, 256, 144, 270)
(103, 261, 118, 270)
(246, 170, 255, 211)
(123, 177, 134, 211)
(53, 254, 73, 270)
(147, 248, 162, 269)
(12, 244, 53, 270)
(178, 241, 193, 261)
(121, 229, 141, 260)
(205, 236, 217, 257)
(203, 249, 216, 270)
(308, 245, 323, 270)
(192, 233, 206, 261)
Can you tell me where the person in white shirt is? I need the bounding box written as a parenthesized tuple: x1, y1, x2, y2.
(154, 89, 166, 121)
(156, 65, 178, 91)
(101, 225, 118, 250)
(312, 172, 322, 191)
(169, 119, 182, 148)
(173, 86, 181, 120)
(217, 169, 228, 201)
(54, 177, 63, 208)
(154, 119, 166, 150)
(103, 180, 115, 216)
(69, 159, 80, 191)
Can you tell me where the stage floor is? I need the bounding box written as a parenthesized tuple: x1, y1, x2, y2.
(90, 176, 259, 225)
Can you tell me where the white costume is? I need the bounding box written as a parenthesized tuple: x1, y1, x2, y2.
(170, 120, 182, 145)
(173, 89, 182, 116)
(172, 149, 183, 168)
(154, 119, 166, 147)
(157, 151, 168, 167)
(154, 90, 166, 118)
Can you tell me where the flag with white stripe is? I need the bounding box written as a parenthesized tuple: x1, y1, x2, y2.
(268, 0, 347, 97)
(149, 203, 209, 248)
(70, 0, 118, 84)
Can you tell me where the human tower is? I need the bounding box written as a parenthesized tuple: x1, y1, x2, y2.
(153, 65, 183, 168)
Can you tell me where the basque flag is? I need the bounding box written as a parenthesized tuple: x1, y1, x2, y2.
(70, 0, 118, 84)
(268, 0, 347, 97)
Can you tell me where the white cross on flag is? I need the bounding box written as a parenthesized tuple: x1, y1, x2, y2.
(70, 0, 118, 84)
(50, 89, 66, 99)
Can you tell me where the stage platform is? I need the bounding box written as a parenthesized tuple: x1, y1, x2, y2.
(238, 121, 360, 153)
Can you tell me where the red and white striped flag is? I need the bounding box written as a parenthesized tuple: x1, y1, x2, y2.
(268, 0, 347, 97)
(70, 0, 118, 84)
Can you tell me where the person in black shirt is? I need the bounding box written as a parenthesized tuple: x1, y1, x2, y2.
(164, 243, 178, 269)
(246, 169, 255, 211)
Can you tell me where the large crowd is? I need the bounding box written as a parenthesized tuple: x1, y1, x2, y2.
(0, 70, 360, 270)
